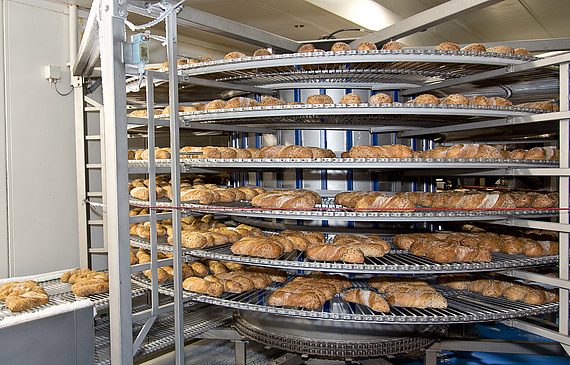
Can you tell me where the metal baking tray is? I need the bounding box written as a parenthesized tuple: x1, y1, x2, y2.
(132, 274, 558, 325)
(128, 197, 559, 222)
(189, 243, 558, 274)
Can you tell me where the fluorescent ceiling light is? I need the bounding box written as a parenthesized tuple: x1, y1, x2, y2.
(305, 0, 401, 31)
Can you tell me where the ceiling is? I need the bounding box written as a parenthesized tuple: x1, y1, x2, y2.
(73, 0, 570, 62)
(113, 0, 570, 54)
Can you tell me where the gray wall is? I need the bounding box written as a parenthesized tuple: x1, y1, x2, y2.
(1, 0, 79, 277)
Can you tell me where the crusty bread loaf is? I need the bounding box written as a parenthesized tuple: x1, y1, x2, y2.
(381, 41, 403, 50)
(357, 41, 377, 51)
(346, 144, 414, 159)
(487, 46, 515, 54)
(298, 44, 315, 53)
(331, 42, 351, 51)
(342, 289, 389, 312)
(260, 96, 286, 106)
(225, 97, 259, 108)
(435, 42, 460, 51)
(307, 94, 334, 104)
(3, 281, 49, 312)
(339, 93, 361, 104)
(253, 48, 273, 57)
(409, 94, 439, 104)
(461, 43, 486, 52)
(367, 93, 393, 104)
(183, 277, 223, 296)
(440, 94, 469, 105)
(230, 237, 284, 258)
(224, 51, 247, 59)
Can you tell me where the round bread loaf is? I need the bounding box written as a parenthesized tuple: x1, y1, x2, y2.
(469, 95, 490, 105)
(206, 99, 227, 110)
(357, 41, 377, 51)
(487, 46, 515, 54)
(367, 93, 393, 104)
(226, 97, 259, 108)
(461, 43, 486, 52)
(440, 94, 469, 105)
(298, 44, 315, 53)
(260, 96, 286, 106)
(253, 48, 273, 57)
(514, 48, 532, 56)
(381, 41, 403, 50)
(307, 94, 334, 104)
(224, 51, 247, 59)
(488, 97, 512, 106)
(411, 94, 439, 104)
(279, 145, 313, 158)
(339, 93, 362, 104)
(260, 145, 286, 158)
(331, 42, 351, 51)
(435, 42, 460, 51)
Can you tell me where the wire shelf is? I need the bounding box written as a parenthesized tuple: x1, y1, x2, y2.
(128, 197, 559, 222)
(189, 243, 558, 274)
(131, 274, 558, 325)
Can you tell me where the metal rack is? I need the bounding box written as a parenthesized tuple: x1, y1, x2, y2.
(132, 273, 559, 325)
(80, 0, 570, 363)
(191, 243, 559, 275)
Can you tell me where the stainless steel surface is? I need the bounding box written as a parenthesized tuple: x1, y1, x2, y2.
(401, 52, 570, 96)
(169, 104, 547, 127)
(235, 310, 440, 359)
(558, 61, 569, 343)
(128, 197, 559, 222)
(0, 301, 94, 365)
(128, 157, 558, 173)
(348, 0, 503, 49)
(165, 11, 185, 364)
(190, 243, 559, 275)
(73, 3, 99, 77)
(94, 302, 233, 365)
(124, 50, 538, 104)
(99, 0, 132, 361)
(132, 274, 559, 325)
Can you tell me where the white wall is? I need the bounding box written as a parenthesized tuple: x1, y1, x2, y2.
(2, 0, 79, 276)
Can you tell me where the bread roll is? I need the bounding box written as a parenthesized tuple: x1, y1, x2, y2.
(410, 94, 439, 104)
(224, 51, 247, 59)
(260, 96, 286, 106)
(440, 94, 469, 105)
(461, 43, 486, 52)
(488, 97, 512, 106)
(225, 97, 259, 108)
(435, 42, 460, 51)
(331, 42, 350, 51)
(205, 99, 227, 110)
(339, 93, 362, 104)
(381, 41, 403, 50)
(514, 48, 532, 56)
(298, 44, 315, 53)
(367, 93, 393, 104)
(487, 46, 515, 54)
(357, 41, 377, 51)
(468, 96, 490, 105)
(307, 94, 334, 104)
(253, 48, 273, 57)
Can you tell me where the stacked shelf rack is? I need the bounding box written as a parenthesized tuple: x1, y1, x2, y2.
(83, 0, 570, 364)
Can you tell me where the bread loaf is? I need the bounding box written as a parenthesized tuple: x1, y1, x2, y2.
(253, 48, 273, 57)
(357, 42, 377, 51)
(381, 41, 403, 50)
(331, 42, 351, 51)
(182, 277, 223, 296)
(461, 43, 486, 52)
(2, 281, 49, 312)
(435, 42, 460, 51)
(230, 237, 284, 258)
(307, 94, 334, 104)
(339, 93, 361, 104)
(342, 289, 389, 312)
(367, 93, 393, 104)
(224, 51, 247, 59)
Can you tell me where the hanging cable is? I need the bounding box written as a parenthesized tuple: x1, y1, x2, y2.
(54, 80, 74, 96)
(322, 28, 372, 39)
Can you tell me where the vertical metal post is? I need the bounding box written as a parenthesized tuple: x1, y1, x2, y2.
(99, 0, 133, 362)
(166, 10, 184, 365)
(234, 340, 247, 365)
(559, 61, 569, 344)
(70, 2, 89, 268)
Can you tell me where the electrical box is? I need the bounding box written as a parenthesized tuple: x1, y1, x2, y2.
(44, 65, 61, 81)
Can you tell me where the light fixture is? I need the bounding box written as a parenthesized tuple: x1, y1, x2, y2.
(294, 24, 305, 28)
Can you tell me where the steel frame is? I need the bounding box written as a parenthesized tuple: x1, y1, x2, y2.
(87, 0, 570, 363)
